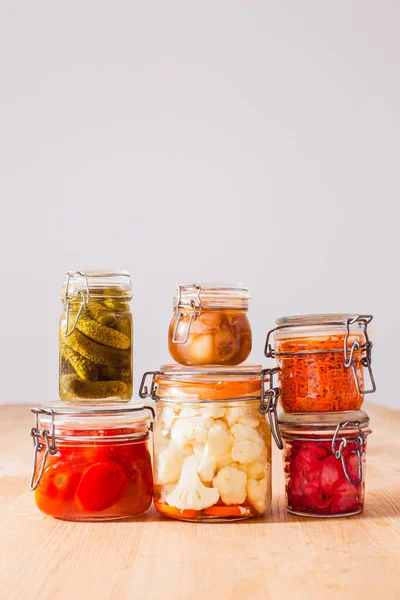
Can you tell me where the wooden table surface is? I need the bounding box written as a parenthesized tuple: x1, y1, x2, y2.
(1, 403, 399, 600)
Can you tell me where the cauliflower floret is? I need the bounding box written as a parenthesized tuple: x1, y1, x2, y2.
(206, 421, 233, 457)
(160, 407, 176, 428)
(231, 440, 261, 464)
(179, 407, 198, 418)
(156, 443, 192, 485)
(170, 416, 213, 447)
(231, 423, 265, 448)
(224, 407, 243, 428)
(197, 456, 217, 483)
(247, 460, 268, 480)
(247, 476, 269, 514)
(202, 407, 226, 419)
(213, 466, 247, 505)
(166, 455, 219, 510)
(238, 416, 260, 428)
(216, 452, 233, 470)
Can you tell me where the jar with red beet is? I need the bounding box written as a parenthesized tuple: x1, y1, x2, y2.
(264, 314, 376, 412)
(29, 404, 154, 521)
(276, 411, 371, 517)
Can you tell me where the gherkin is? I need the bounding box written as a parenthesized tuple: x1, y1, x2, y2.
(66, 330, 130, 367)
(75, 310, 130, 349)
(87, 302, 116, 328)
(64, 346, 99, 381)
(66, 376, 128, 399)
(114, 315, 132, 338)
(100, 365, 131, 381)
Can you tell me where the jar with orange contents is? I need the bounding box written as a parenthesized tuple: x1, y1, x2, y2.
(264, 314, 376, 413)
(140, 365, 281, 522)
(168, 283, 252, 366)
(29, 404, 154, 521)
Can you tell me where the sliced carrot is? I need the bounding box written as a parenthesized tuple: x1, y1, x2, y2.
(154, 501, 201, 519)
(203, 505, 250, 517)
(277, 334, 365, 412)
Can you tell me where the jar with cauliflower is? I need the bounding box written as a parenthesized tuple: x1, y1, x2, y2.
(140, 365, 272, 521)
(168, 283, 252, 366)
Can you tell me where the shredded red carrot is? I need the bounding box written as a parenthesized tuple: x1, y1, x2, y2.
(276, 335, 365, 412)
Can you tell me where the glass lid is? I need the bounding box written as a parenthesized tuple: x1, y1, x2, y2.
(62, 270, 133, 299)
(173, 282, 250, 309)
(278, 410, 371, 438)
(144, 364, 267, 401)
(31, 402, 153, 434)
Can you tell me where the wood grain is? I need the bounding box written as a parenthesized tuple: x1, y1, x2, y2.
(1, 403, 399, 600)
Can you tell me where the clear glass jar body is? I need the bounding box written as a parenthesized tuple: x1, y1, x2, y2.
(279, 411, 371, 517)
(168, 283, 252, 366)
(59, 271, 133, 403)
(270, 314, 373, 412)
(31, 406, 153, 521)
(150, 367, 271, 521)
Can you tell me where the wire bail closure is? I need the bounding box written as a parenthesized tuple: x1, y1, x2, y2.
(264, 315, 376, 396)
(29, 408, 57, 491)
(63, 271, 90, 337)
(139, 371, 160, 400)
(172, 284, 203, 344)
(331, 421, 365, 486)
(259, 367, 283, 449)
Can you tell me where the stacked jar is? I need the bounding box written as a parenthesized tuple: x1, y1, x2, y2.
(140, 283, 275, 521)
(30, 270, 154, 521)
(264, 314, 376, 517)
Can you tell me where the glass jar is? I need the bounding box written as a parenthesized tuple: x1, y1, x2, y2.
(168, 283, 252, 366)
(277, 411, 371, 517)
(264, 314, 376, 412)
(140, 365, 278, 522)
(30, 403, 154, 521)
(59, 270, 133, 403)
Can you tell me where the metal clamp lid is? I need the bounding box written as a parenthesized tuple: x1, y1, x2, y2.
(172, 284, 203, 344)
(258, 368, 283, 449)
(62, 270, 132, 338)
(29, 404, 154, 491)
(264, 314, 376, 395)
(331, 420, 366, 486)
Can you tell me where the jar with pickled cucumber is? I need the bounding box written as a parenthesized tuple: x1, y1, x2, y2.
(59, 271, 133, 403)
(168, 283, 252, 366)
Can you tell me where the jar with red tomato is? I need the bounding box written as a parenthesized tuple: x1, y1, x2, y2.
(264, 314, 376, 412)
(168, 283, 252, 366)
(30, 404, 154, 521)
(277, 411, 372, 517)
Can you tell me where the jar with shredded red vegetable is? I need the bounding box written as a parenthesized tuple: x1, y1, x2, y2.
(30, 404, 154, 521)
(264, 314, 376, 412)
(277, 410, 371, 517)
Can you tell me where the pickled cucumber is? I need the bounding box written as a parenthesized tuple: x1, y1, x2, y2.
(66, 330, 130, 367)
(75, 310, 130, 349)
(65, 376, 128, 399)
(87, 302, 117, 328)
(114, 315, 132, 337)
(100, 365, 131, 381)
(64, 346, 99, 381)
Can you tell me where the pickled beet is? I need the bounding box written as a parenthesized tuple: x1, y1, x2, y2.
(284, 439, 365, 516)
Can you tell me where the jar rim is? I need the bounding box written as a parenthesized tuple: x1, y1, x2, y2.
(157, 363, 263, 379)
(275, 313, 370, 327)
(31, 402, 153, 433)
(278, 410, 371, 439)
(173, 282, 250, 309)
(62, 270, 133, 299)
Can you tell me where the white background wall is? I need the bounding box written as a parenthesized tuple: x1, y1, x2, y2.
(0, 1, 398, 408)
